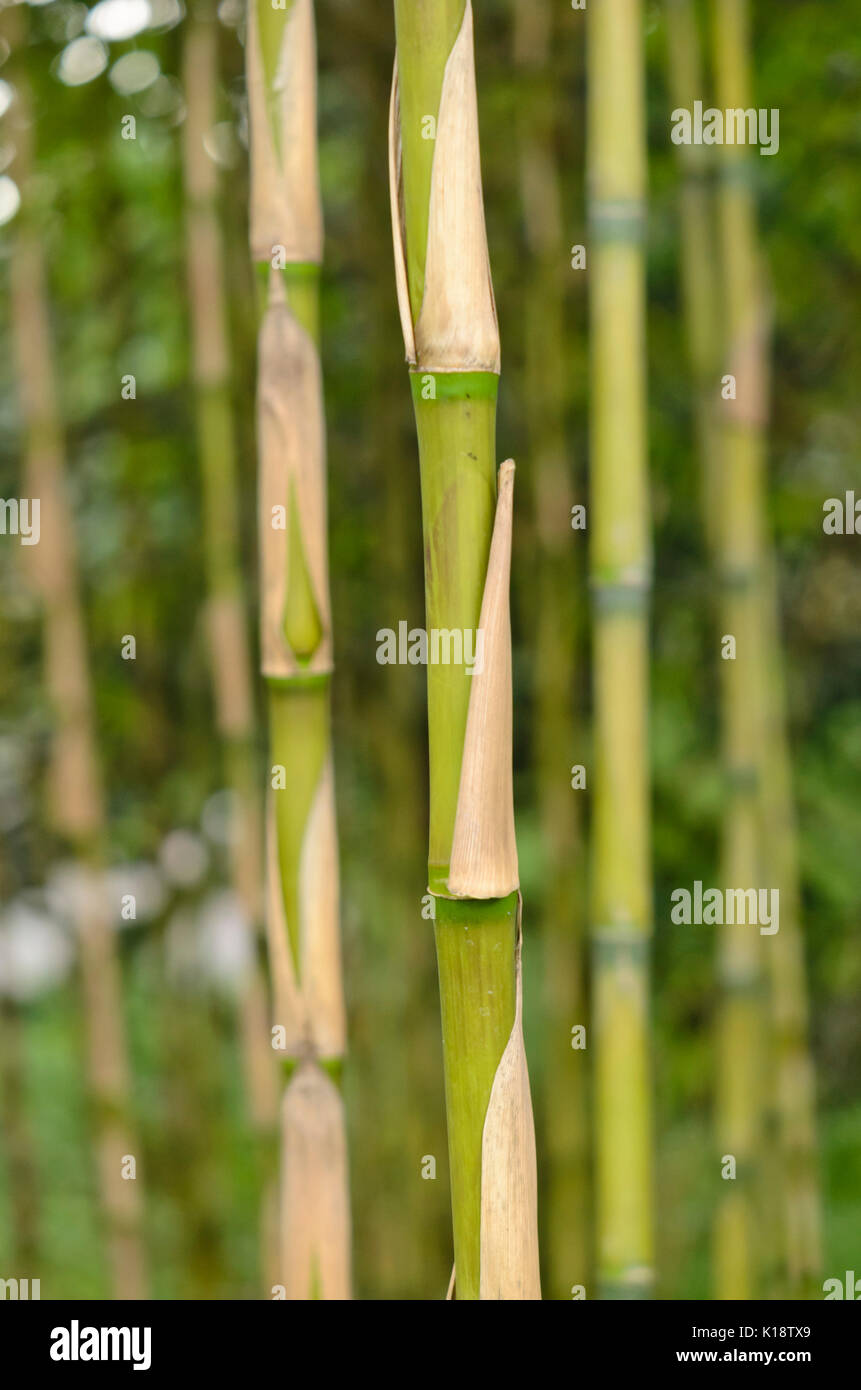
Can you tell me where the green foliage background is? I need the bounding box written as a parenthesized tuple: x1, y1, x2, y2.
(0, 0, 858, 1298)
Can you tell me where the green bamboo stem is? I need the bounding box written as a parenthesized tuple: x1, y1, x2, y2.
(587, 0, 654, 1299)
(709, 4, 821, 1298)
(7, 22, 147, 1300)
(392, 0, 538, 1300)
(514, 0, 589, 1298)
(246, 0, 350, 1299)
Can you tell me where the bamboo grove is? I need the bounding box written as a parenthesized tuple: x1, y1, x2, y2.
(0, 0, 850, 1304)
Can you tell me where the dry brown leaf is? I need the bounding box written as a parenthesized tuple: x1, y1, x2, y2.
(449, 460, 519, 898)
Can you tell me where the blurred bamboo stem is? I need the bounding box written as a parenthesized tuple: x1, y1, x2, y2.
(182, 0, 279, 1293)
(7, 31, 147, 1300)
(246, 0, 351, 1299)
(391, 0, 540, 1300)
(665, 0, 721, 552)
(0, 999, 39, 1273)
(587, 0, 654, 1299)
(709, 0, 821, 1297)
(709, 0, 767, 1300)
(514, 0, 589, 1298)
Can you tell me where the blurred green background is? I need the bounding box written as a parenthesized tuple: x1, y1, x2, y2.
(0, 0, 858, 1298)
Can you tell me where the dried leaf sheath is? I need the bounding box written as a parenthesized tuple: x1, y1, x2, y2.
(257, 277, 332, 679)
(280, 1062, 351, 1299)
(246, 0, 322, 264)
(449, 460, 519, 899)
(389, 1, 500, 373)
(480, 906, 541, 1299)
(263, 766, 345, 1060)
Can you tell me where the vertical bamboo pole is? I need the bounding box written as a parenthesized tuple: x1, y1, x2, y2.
(182, 0, 279, 1288)
(513, 0, 589, 1298)
(665, 0, 721, 553)
(7, 34, 147, 1300)
(759, 559, 822, 1297)
(245, 0, 351, 1299)
(587, 0, 654, 1299)
(710, 0, 821, 1298)
(0, 997, 40, 1275)
(709, 0, 767, 1300)
(390, 0, 540, 1299)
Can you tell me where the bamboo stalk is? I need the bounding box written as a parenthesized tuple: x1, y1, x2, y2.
(245, 0, 351, 1299)
(182, 0, 279, 1290)
(0, 997, 40, 1275)
(513, 0, 589, 1298)
(390, 0, 540, 1301)
(7, 27, 147, 1300)
(709, 0, 821, 1298)
(664, 0, 721, 554)
(587, 0, 654, 1299)
(709, 0, 768, 1300)
(758, 559, 822, 1297)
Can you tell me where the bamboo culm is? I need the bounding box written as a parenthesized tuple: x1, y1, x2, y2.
(709, 0, 821, 1299)
(587, 0, 654, 1299)
(390, 0, 540, 1300)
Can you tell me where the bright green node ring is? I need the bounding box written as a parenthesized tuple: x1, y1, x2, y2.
(409, 371, 499, 404)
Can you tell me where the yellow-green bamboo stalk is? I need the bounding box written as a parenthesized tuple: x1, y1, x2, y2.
(759, 558, 822, 1297)
(514, 0, 589, 1299)
(665, 0, 721, 554)
(710, 3, 821, 1299)
(182, 0, 279, 1290)
(245, 0, 350, 1299)
(709, 0, 768, 1301)
(390, 0, 540, 1300)
(7, 31, 147, 1300)
(587, 0, 654, 1299)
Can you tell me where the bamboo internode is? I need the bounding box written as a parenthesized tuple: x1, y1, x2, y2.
(587, 0, 654, 1300)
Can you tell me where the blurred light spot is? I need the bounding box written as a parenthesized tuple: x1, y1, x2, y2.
(0, 900, 74, 1003)
(54, 36, 108, 87)
(0, 175, 21, 227)
(64, 3, 89, 40)
(203, 120, 241, 169)
(0, 79, 13, 118)
(107, 861, 168, 923)
(159, 827, 209, 887)
(217, 0, 242, 29)
(201, 788, 235, 847)
(109, 49, 159, 94)
(198, 891, 251, 992)
(137, 73, 183, 119)
(147, 0, 184, 31)
(86, 0, 151, 42)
